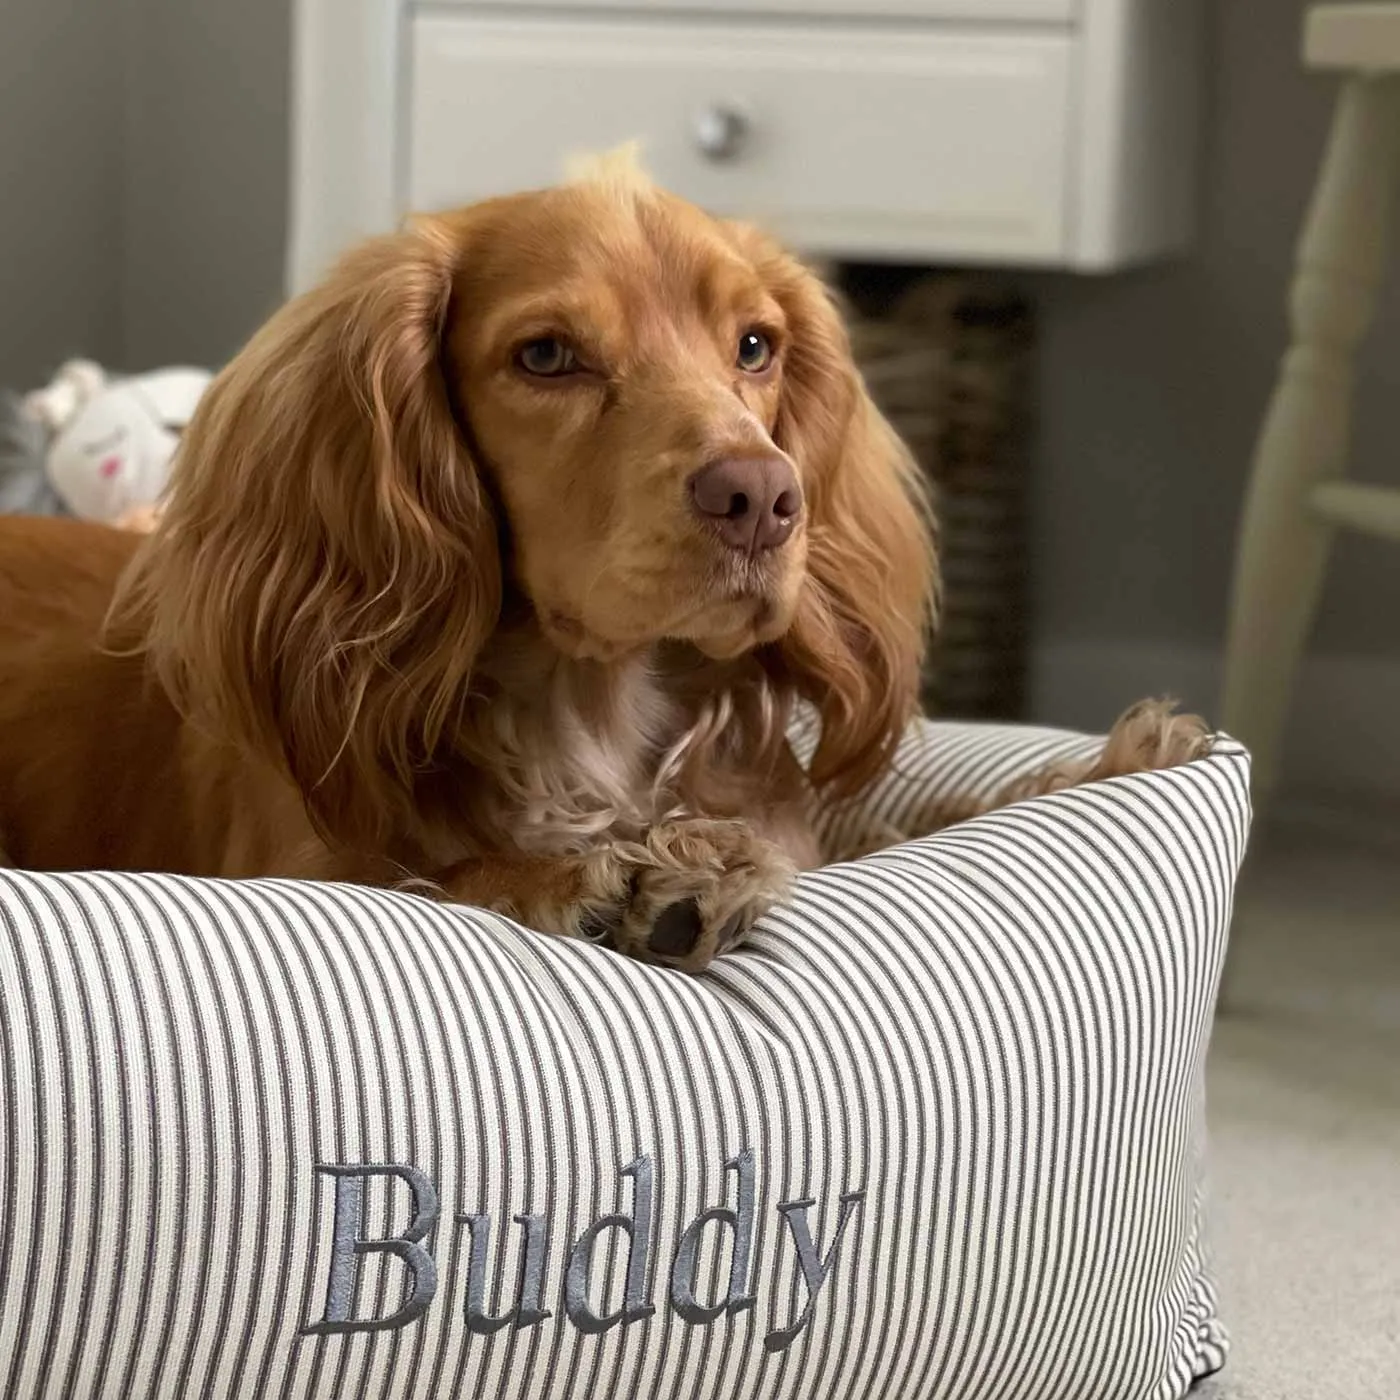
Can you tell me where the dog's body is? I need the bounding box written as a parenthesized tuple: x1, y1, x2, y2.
(0, 162, 1209, 969)
(0, 514, 815, 954)
(0, 518, 317, 879)
(0, 510, 828, 968)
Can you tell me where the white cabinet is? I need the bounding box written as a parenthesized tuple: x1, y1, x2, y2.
(288, 0, 1203, 291)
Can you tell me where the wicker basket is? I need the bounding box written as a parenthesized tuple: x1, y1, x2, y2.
(845, 272, 1033, 720)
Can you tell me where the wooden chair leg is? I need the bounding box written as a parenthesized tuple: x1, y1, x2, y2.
(1222, 74, 1400, 809)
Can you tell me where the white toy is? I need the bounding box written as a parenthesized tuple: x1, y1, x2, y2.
(21, 359, 211, 526)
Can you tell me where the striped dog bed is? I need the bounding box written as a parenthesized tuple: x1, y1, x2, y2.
(0, 718, 1248, 1399)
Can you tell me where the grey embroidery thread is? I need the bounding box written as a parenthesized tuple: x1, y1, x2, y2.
(301, 1153, 864, 1352)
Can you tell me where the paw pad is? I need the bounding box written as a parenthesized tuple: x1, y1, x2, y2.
(648, 899, 704, 957)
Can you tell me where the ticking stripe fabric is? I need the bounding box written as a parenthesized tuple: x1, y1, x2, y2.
(0, 720, 1248, 1400)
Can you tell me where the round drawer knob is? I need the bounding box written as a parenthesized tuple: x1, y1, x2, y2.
(694, 104, 749, 161)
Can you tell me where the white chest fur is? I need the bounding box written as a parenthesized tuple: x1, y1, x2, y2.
(468, 652, 684, 857)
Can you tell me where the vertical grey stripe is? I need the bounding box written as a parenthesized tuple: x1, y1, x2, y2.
(46, 879, 130, 1398)
(177, 877, 295, 1400)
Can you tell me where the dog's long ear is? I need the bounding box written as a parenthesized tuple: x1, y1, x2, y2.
(110, 215, 500, 849)
(746, 234, 939, 797)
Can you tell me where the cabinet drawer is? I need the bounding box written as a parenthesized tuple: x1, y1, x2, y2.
(417, 0, 1079, 23)
(408, 15, 1074, 263)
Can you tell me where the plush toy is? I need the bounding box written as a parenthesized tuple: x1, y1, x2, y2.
(16, 359, 211, 528)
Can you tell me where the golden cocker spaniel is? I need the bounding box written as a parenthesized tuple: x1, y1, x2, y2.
(0, 158, 1208, 969)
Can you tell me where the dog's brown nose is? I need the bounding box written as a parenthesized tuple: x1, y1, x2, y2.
(689, 456, 802, 554)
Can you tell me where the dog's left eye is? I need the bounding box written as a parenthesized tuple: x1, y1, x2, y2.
(517, 338, 579, 377)
(736, 331, 773, 374)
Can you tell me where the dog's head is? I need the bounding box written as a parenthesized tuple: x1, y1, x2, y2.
(117, 157, 937, 843)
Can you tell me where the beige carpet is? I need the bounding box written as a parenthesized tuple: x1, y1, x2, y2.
(1196, 820, 1400, 1399)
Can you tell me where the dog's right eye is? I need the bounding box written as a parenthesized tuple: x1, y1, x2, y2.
(516, 338, 579, 377)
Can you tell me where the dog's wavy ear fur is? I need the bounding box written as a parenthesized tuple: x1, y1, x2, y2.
(746, 234, 940, 797)
(110, 216, 501, 849)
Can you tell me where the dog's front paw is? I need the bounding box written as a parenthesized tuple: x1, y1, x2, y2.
(825, 701, 1216, 852)
(1091, 698, 1214, 779)
(585, 819, 795, 972)
(998, 698, 1214, 806)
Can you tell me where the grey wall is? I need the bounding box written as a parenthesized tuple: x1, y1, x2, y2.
(121, 0, 290, 369)
(0, 0, 125, 388)
(0, 0, 288, 384)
